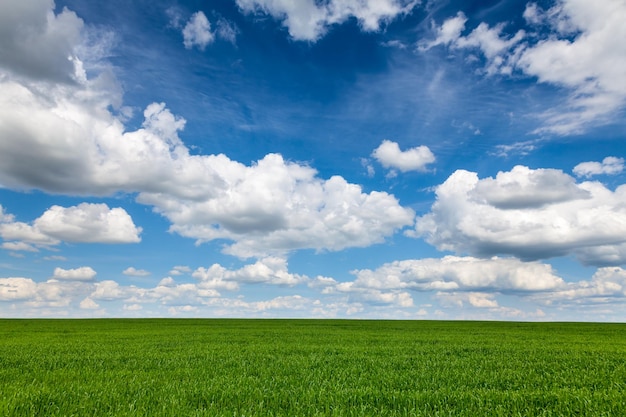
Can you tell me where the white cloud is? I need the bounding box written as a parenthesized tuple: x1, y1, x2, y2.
(79, 297, 99, 309)
(52, 266, 97, 281)
(1, 242, 39, 252)
(183, 11, 214, 50)
(35, 203, 142, 244)
(414, 166, 626, 265)
(371, 140, 435, 173)
(140, 154, 415, 258)
(0, 277, 38, 301)
(44, 255, 67, 261)
(0, 204, 141, 250)
(421, 11, 525, 75)
(90, 280, 126, 301)
(349, 256, 564, 293)
(192, 257, 308, 291)
(423, 0, 626, 134)
(0, 2, 413, 258)
(122, 267, 150, 277)
(169, 266, 191, 276)
(216, 18, 238, 44)
(573, 156, 624, 178)
(236, 0, 417, 41)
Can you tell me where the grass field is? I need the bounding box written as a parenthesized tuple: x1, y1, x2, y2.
(1, 319, 625, 416)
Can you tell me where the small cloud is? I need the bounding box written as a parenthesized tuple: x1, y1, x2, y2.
(493, 140, 537, 157)
(372, 140, 435, 173)
(573, 156, 624, 178)
(124, 304, 143, 311)
(44, 255, 67, 261)
(79, 297, 99, 310)
(158, 277, 176, 287)
(52, 266, 97, 281)
(216, 18, 238, 44)
(169, 265, 191, 276)
(183, 11, 214, 50)
(123, 267, 151, 277)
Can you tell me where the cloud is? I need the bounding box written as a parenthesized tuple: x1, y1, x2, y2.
(531, 266, 626, 307)
(90, 280, 126, 301)
(0, 277, 38, 301)
(236, 0, 418, 41)
(414, 166, 626, 265)
(141, 155, 415, 258)
(192, 257, 308, 291)
(122, 267, 150, 277)
(371, 140, 435, 173)
(348, 256, 564, 293)
(52, 266, 97, 281)
(0, 204, 141, 251)
(422, 0, 626, 134)
(0, 0, 84, 83)
(573, 156, 625, 178)
(0, 2, 413, 258)
(79, 297, 99, 309)
(35, 203, 142, 244)
(1, 242, 39, 252)
(169, 266, 191, 276)
(183, 11, 214, 50)
(420, 11, 525, 75)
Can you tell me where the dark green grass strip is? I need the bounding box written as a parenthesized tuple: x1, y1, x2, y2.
(1, 319, 625, 416)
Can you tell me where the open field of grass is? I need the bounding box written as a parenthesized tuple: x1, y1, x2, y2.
(1, 319, 625, 416)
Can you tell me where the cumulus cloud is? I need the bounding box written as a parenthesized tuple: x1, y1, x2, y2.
(236, 0, 417, 41)
(0, 3, 413, 258)
(371, 140, 435, 173)
(0, 0, 84, 83)
(52, 266, 97, 281)
(192, 257, 308, 291)
(35, 203, 142, 244)
(0, 204, 141, 251)
(0, 277, 38, 301)
(142, 156, 415, 258)
(122, 267, 150, 277)
(414, 166, 626, 265)
(573, 156, 625, 178)
(182, 11, 214, 50)
(79, 297, 99, 309)
(422, 0, 626, 134)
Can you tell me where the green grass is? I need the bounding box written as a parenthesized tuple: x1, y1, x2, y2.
(1, 319, 625, 416)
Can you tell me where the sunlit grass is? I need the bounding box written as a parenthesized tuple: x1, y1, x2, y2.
(1, 319, 625, 416)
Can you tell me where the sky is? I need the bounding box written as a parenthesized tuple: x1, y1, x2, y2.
(1, 0, 625, 320)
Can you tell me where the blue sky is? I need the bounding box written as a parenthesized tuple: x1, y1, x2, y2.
(1, 0, 625, 320)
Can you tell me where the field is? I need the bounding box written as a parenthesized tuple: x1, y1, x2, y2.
(1, 319, 625, 416)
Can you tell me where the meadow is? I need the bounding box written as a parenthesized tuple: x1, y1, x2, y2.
(0, 319, 625, 416)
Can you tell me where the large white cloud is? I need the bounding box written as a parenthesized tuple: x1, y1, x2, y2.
(236, 0, 417, 41)
(414, 166, 626, 265)
(140, 156, 415, 258)
(422, 0, 626, 134)
(0, 1, 414, 258)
